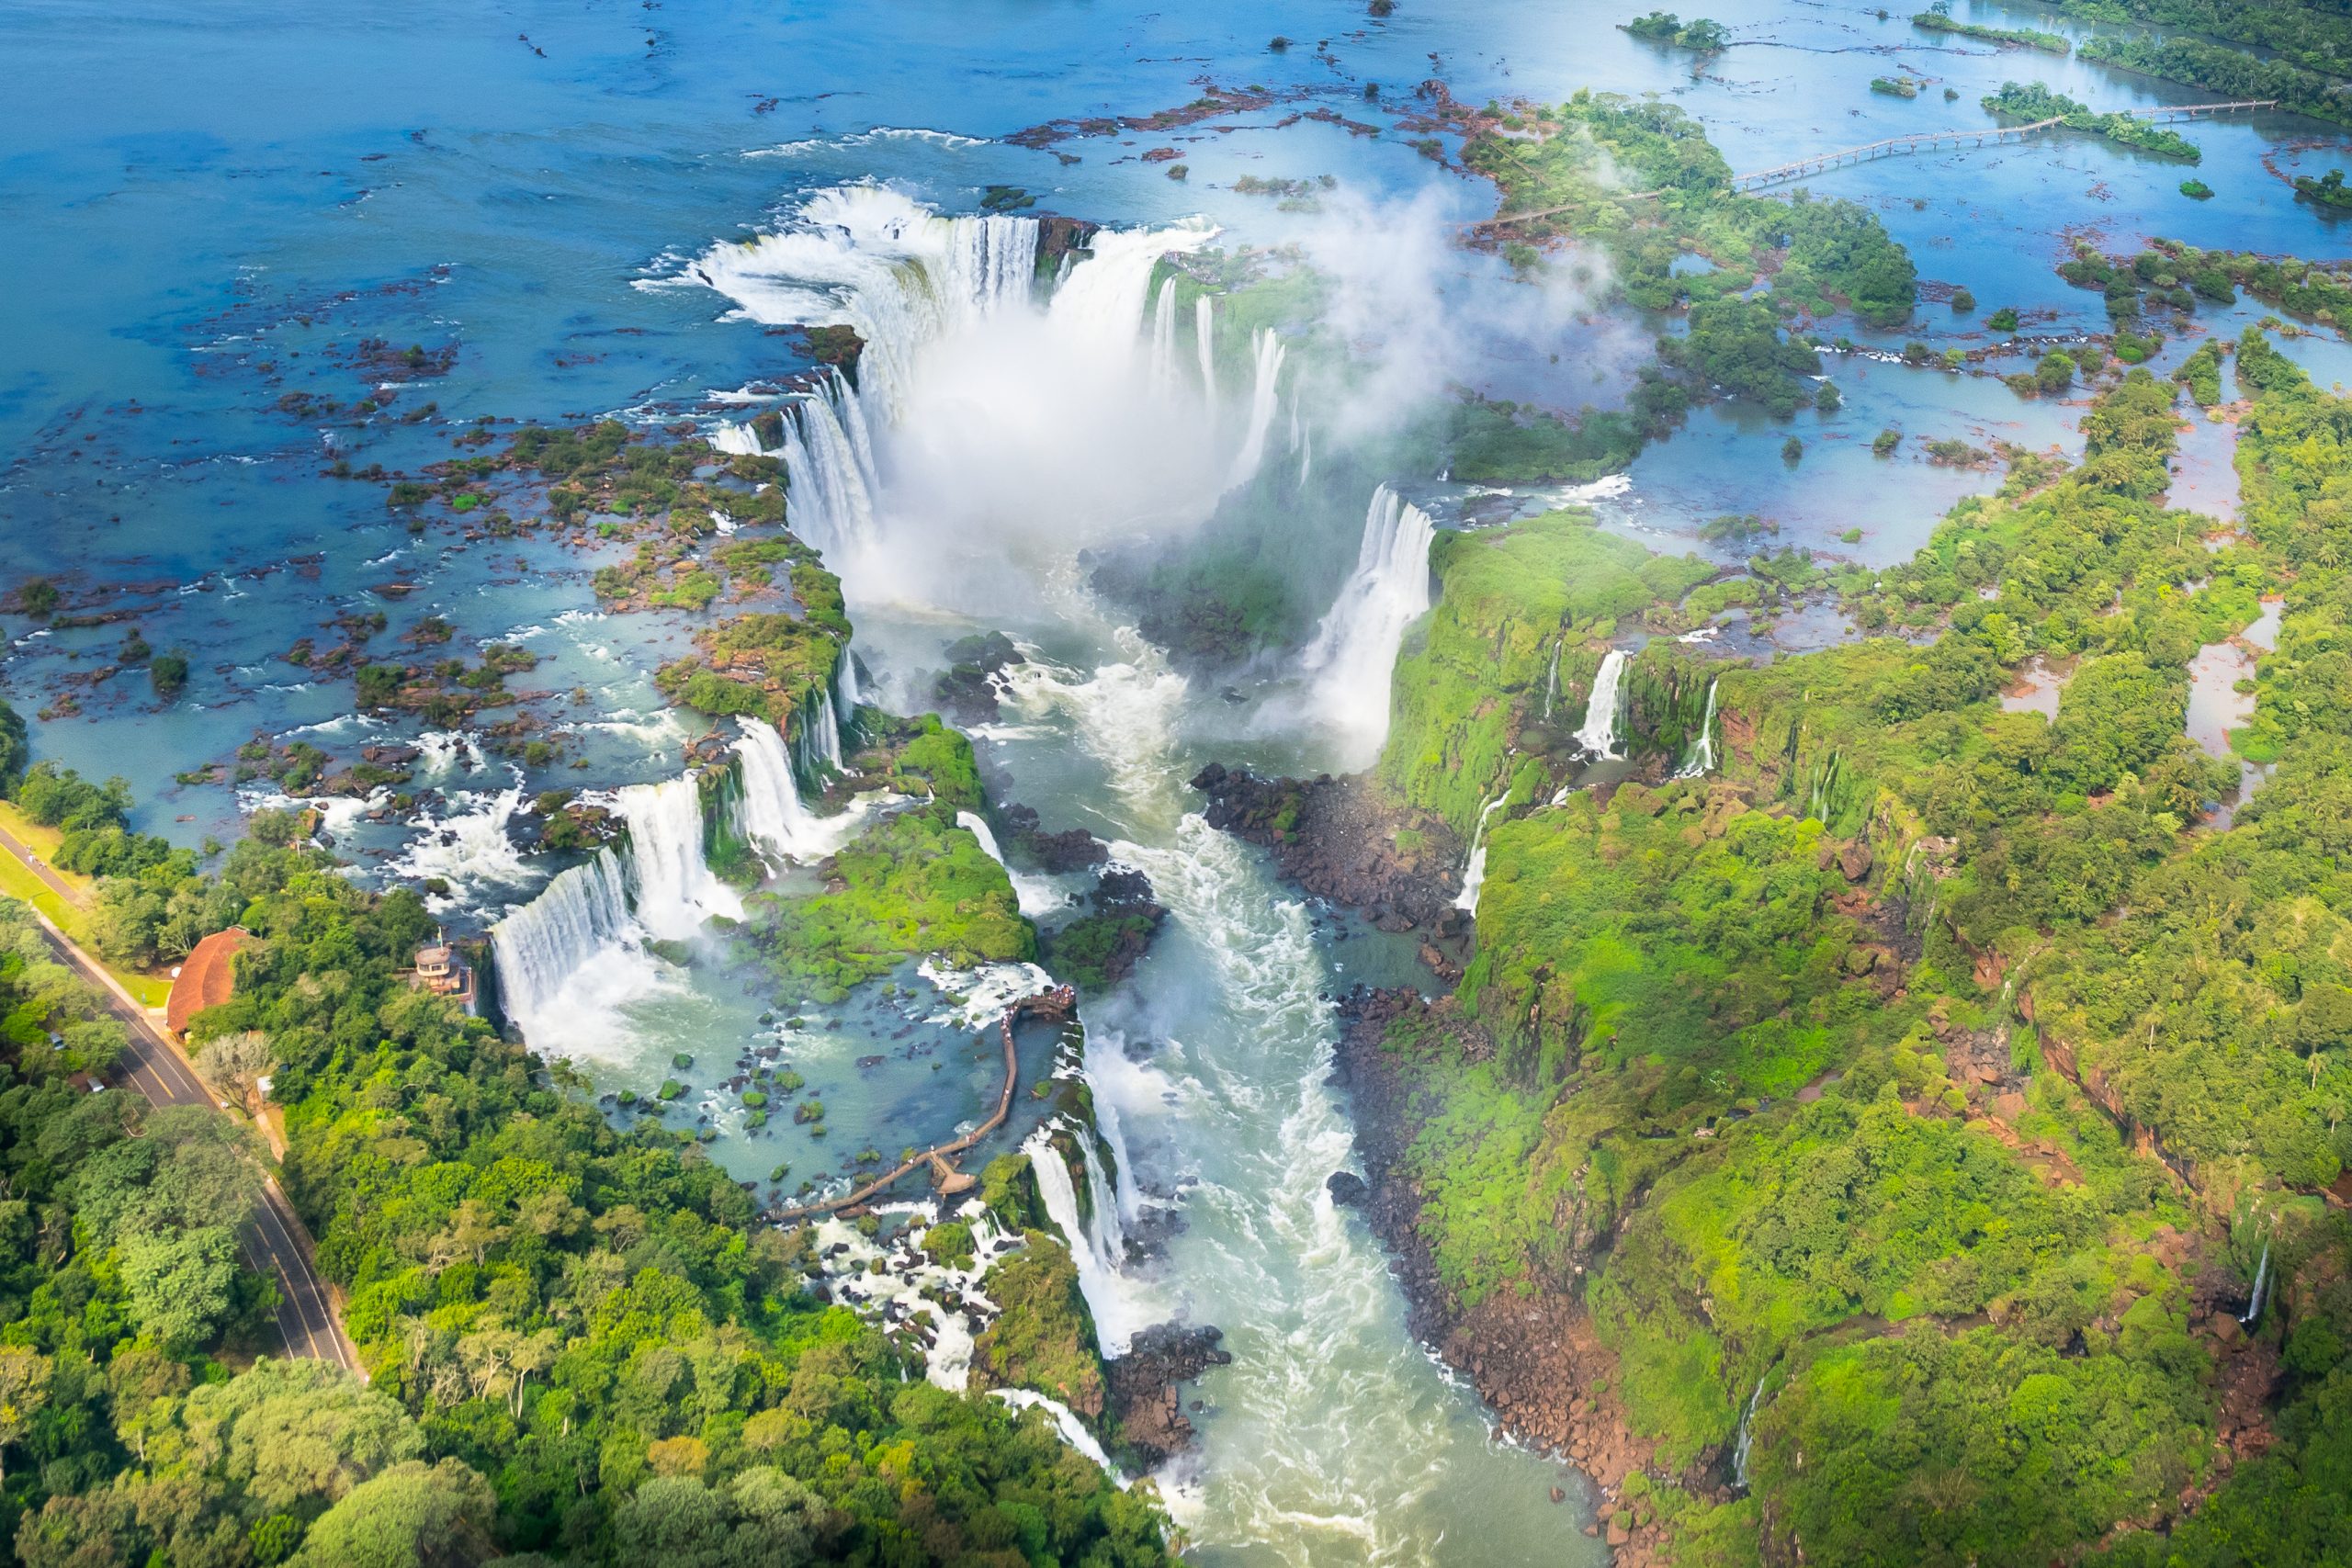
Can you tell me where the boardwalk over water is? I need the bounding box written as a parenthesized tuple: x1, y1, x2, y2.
(771, 985, 1079, 1222)
(1473, 99, 2278, 233)
(1727, 99, 2278, 193)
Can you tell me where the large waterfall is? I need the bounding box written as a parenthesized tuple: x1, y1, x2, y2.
(491, 847, 634, 1038)
(776, 369, 882, 563)
(616, 774, 741, 940)
(1223, 327, 1287, 490)
(1299, 484, 1437, 766)
(1194, 295, 1217, 413)
(1023, 1125, 1150, 1355)
(734, 717, 825, 865)
(1575, 648, 1631, 760)
(1149, 276, 1180, 396)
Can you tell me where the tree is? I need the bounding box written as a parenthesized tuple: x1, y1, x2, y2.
(117, 1226, 242, 1350)
(151, 650, 190, 699)
(288, 1458, 496, 1568)
(0, 1346, 51, 1484)
(195, 1030, 277, 1113)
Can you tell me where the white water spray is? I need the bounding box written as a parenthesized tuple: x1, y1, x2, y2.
(1733, 1375, 1766, 1490)
(1223, 328, 1287, 491)
(1194, 294, 1217, 415)
(1575, 648, 1630, 760)
(1023, 1125, 1150, 1355)
(616, 774, 741, 940)
(2243, 1239, 2272, 1325)
(955, 809, 1066, 918)
(1675, 677, 1720, 780)
(1453, 794, 1509, 915)
(1298, 485, 1437, 767)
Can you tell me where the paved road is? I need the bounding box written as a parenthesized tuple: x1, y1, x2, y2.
(2, 826, 363, 1376)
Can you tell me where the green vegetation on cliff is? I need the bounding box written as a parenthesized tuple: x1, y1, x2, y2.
(742, 803, 1035, 1002)
(1359, 355, 2352, 1563)
(1381, 510, 1711, 833)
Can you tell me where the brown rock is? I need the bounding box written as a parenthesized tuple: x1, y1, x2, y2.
(1838, 838, 1874, 881)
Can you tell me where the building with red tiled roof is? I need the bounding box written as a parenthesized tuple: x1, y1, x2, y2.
(166, 927, 252, 1038)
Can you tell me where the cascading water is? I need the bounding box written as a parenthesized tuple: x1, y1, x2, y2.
(2243, 1239, 2272, 1325)
(733, 717, 822, 864)
(1298, 484, 1437, 766)
(1023, 1124, 1151, 1355)
(1223, 327, 1286, 490)
(1195, 294, 1216, 414)
(775, 369, 882, 562)
(677, 186, 1589, 1555)
(708, 421, 765, 457)
(679, 184, 1043, 416)
(955, 809, 1065, 918)
(616, 774, 741, 940)
(1542, 639, 1564, 721)
(1675, 677, 1721, 780)
(992, 1390, 1126, 1481)
(1150, 276, 1180, 397)
(491, 847, 634, 1036)
(1454, 794, 1509, 915)
(1733, 1376, 1766, 1491)
(1575, 648, 1631, 760)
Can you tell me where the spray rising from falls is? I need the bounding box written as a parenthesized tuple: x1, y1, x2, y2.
(1576, 648, 1631, 760)
(677, 184, 1040, 416)
(1298, 484, 1437, 767)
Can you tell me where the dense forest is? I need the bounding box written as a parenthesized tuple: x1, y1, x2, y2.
(0, 632, 1167, 1565)
(1354, 335, 2352, 1562)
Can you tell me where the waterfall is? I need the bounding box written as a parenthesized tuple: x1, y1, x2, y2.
(943, 213, 1040, 323)
(1082, 1031, 1150, 1228)
(2243, 1239, 2271, 1325)
(733, 717, 825, 865)
(1675, 678, 1721, 780)
(1023, 1126, 1147, 1354)
(776, 369, 881, 562)
(1299, 484, 1438, 764)
(1195, 294, 1217, 413)
(1453, 794, 1509, 915)
(492, 847, 633, 1033)
(990, 1390, 1126, 1483)
(831, 645, 863, 735)
(955, 809, 1064, 918)
(1223, 328, 1287, 490)
(1541, 640, 1563, 722)
(1733, 1376, 1766, 1491)
(1047, 222, 1208, 367)
(1298, 423, 1313, 489)
(1149, 276, 1179, 396)
(1574, 649, 1630, 760)
(708, 421, 766, 457)
(616, 775, 741, 940)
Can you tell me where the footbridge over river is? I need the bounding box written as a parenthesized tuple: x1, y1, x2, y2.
(1468, 99, 2275, 235)
(1727, 99, 2278, 192)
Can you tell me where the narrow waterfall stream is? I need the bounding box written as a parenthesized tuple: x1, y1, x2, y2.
(1572, 649, 1630, 760)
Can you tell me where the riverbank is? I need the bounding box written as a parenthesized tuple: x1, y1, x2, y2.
(1332, 988, 1673, 1562)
